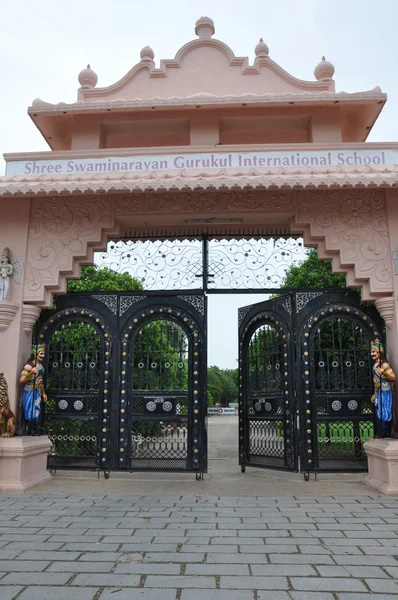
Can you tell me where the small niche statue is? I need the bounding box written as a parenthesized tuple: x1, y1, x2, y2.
(371, 339, 396, 438)
(19, 344, 47, 435)
(0, 247, 23, 302)
(0, 373, 16, 437)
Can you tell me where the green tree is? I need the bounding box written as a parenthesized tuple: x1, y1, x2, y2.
(208, 366, 238, 406)
(46, 266, 160, 455)
(281, 248, 346, 289)
(67, 265, 144, 292)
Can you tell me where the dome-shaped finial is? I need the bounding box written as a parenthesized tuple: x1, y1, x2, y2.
(78, 64, 98, 88)
(255, 38, 269, 58)
(140, 46, 155, 62)
(195, 16, 215, 38)
(314, 56, 335, 81)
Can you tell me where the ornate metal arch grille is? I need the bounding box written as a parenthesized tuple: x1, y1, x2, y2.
(97, 235, 307, 291)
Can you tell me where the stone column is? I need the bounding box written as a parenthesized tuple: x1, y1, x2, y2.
(364, 189, 398, 493)
(382, 189, 398, 437)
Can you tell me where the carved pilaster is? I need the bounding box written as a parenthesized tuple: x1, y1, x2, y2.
(22, 304, 42, 333)
(375, 296, 395, 329)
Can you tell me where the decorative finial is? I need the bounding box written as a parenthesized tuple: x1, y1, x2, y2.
(255, 37, 269, 58)
(140, 46, 155, 62)
(314, 56, 335, 81)
(195, 16, 215, 38)
(78, 64, 98, 88)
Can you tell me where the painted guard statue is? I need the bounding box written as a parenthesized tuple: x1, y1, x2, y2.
(19, 344, 47, 435)
(371, 339, 396, 438)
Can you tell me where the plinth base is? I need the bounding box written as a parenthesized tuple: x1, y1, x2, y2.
(364, 438, 398, 495)
(0, 436, 52, 493)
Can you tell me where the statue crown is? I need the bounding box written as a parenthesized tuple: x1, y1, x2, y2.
(371, 338, 385, 354)
(31, 343, 46, 355)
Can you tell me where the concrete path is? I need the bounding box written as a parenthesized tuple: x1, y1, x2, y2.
(36, 415, 372, 497)
(0, 491, 397, 599)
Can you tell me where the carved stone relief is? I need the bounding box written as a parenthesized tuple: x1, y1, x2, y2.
(23, 189, 395, 307)
(24, 196, 115, 304)
(295, 190, 393, 297)
(393, 249, 398, 275)
(115, 190, 294, 214)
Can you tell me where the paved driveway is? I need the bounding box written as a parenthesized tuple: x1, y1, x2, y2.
(0, 492, 398, 599)
(1, 415, 397, 599)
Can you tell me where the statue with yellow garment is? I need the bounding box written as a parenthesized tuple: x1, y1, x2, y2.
(371, 339, 396, 438)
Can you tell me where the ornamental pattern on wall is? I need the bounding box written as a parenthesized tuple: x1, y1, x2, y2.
(25, 196, 115, 304)
(295, 189, 393, 296)
(115, 191, 294, 214)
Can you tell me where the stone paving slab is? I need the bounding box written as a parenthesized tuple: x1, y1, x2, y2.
(0, 492, 397, 599)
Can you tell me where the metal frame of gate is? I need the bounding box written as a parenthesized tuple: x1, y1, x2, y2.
(37, 291, 207, 478)
(238, 290, 384, 476)
(35, 228, 385, 480)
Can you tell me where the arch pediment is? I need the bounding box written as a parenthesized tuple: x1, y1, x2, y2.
(79, 17, 334, 103)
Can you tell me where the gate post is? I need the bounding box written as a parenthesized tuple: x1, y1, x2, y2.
(364, 189, 398, 493)
(0, 197, 52, 492)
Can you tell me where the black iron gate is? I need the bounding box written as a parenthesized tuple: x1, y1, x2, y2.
(239, 290, 384, 475)
(37, 292, 207, 477)
(238, 296, 297, 472)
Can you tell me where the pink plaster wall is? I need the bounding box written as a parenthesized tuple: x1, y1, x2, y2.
(66, 107, 344, 150)
(310, 108, 342, 143)
(83, 44, 330, 103)
(0, 198, 35, 411)
(63, 106, 348, 150)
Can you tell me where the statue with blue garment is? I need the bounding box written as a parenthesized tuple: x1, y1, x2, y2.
(371, 339, 396, 438)
(19, 344, 47, 435)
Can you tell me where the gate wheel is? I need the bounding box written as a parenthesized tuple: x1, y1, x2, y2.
(195, 472, 204, 481)
(304, 472, 310, 482)
(241, 466, 246, 473)
(104, 471, 110, 480)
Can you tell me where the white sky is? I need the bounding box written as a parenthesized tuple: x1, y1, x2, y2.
(1, 0, 398, 367)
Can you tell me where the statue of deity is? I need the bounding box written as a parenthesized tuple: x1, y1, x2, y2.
(0, 247, 23, 302)
(371, 339, 396, 438)
(19, 344, 47, 434)
(0, 373, 16, 437)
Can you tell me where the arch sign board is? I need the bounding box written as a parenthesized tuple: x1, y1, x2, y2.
(5, 148, 395, 177)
